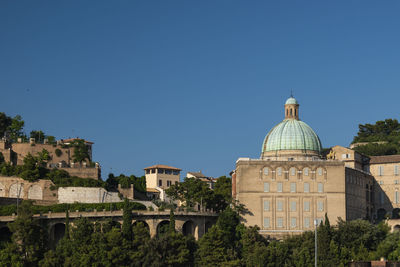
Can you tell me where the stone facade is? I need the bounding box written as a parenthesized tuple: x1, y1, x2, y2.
(0, 176, 57, 203)
(234, 97, 377, 239)
(57, 187, 121, 203)
(144, 165, 181, 190)
(0, 138, 100, 179)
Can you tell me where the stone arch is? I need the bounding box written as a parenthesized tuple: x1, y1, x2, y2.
(50, 223, 65, 247)
(182, 220, 196, 237)
(28, 185, 43, 200)
(133, 220, 149, 230)
(157, 220, 170, 236)
(205, 221, 213, 233)
(393, 208, 400, 219)
(377, 208, 387, 221)
(394, 225, 400, 232)
(9, 183, 24, 198)
(0, 182, 5, 197)
(0, 226, 12, 244)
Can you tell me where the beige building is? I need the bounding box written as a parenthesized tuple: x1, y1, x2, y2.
(0, 137, 100, 179)
(233, 96, 374, 238)
(369, 155, 400, 219)
(144, 164, 181, 190)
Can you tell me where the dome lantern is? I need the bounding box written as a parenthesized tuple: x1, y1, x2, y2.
(284, 96, 299, 120)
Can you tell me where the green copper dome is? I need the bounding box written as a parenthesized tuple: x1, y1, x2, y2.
(262, 119, 322, 153)
(262, 96, 322, 155)
(285, 97, 298, 105)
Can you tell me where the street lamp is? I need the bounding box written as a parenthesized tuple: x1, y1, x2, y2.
(314, 219, 318, 267)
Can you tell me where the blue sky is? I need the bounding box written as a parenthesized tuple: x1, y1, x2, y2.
(1, 1, 400, 179)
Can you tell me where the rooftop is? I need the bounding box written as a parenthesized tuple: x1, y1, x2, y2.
(370, 155, 400, 164)
(144, 164, 181, 171)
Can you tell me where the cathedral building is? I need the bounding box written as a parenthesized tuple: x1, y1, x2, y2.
(232, 96, 375, 238)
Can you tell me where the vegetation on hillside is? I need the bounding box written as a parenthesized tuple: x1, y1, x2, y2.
(166, 176, 232, 212)
(352, 119, 400, 156)
(0, 200, 398, 266)
(106, 173, 147, 193)
(0, 200, 146, 216)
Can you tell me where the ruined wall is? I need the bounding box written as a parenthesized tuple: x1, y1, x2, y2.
(0, 176, 58, 203)
(58, 187, 121, 204)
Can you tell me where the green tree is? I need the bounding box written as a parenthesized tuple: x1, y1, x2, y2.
(169, 209, 176, 233)
(8, 201, 47, 266)
(122, 198, 132, 240)
(71, 139, 90, 163)
(0, 112, 12, 138)
(8, 115, 25, 142)
(30, 130, 46, 143)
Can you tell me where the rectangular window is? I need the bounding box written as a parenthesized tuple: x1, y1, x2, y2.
(151, 169, 156, 174)
(290, 183, 296, 193)
(396, 191, 399, 204)
(276, 217, 283, 228)
(290, 217, 297, 228)
(277, 200, 283, 211)
(304, 201, 310, 212)
(304, 168, 309, 176)
(264, 182, 270, 192)
(379, 166, 384, 176)
(290, 201, 296, 212)
(316, 218, 323, 225)
(277, 168, 282, 176)
(380, 192, 385, 204)
(167, 180, 171, 186)
(263, 217, 270, 228)
(304, 217, 310, 228)
(396, 165, 399, 176)
(158, 180, 162, 186)
(317, 201, 324, 212)
(304, 182, 310, 193)
(396, 180, 399, 185)
(146, 170, 150, 174)
(291, 168, 296, 176)
(318, 183, 323, 193)
(263, 200, 270, 211)
(277, 182, 283, 192)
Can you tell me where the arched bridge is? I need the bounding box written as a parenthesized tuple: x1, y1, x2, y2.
(0, 210, 218, 246)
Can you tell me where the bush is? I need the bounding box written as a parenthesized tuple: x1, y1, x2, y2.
(55, 149, 62, 157)
(0, 201, 146, 216)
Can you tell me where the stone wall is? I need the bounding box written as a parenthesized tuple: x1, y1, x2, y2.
(58, 187, 121, 204)
(0, 176, 58, 203)
(117, 184, 134, 200)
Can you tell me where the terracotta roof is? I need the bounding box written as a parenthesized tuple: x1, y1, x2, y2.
(146, 188, 160, 193)
(61, 138, 94, 145)
(370, 155, 400, 164)
(144, 164, 181, 171)
(187, 171, 206, 178)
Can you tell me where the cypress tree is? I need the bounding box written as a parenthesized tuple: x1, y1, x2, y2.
(122, 198, 132, 240)
(65, 208, 70, 239)
(168, 209, 176, 233)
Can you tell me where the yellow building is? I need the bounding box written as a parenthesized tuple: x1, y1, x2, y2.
(233, 96, 374, 238)
(144, 164, 181, 190)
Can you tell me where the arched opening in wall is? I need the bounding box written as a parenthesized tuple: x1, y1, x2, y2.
(53, 223, 65, 246)
(0, 183, 5, 197)
(102, 220, 121, 233)
(0, 227, 12, 245)
(132, 220, 150, 237)
(394, 225, 400, 232)
(182, 220, 196, 236)
(157, 220, 170, 236)
(205, 221, 213, 233)
(28, 185, 43, 200)
(9, 183, 24, 198)
(393, 209, 400, 219)
(377, 208, 387, 221)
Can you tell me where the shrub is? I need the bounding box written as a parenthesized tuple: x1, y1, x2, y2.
(55, 149, 62, 157)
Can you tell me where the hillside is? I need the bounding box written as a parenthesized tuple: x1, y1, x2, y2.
(352, 119, 400, 156)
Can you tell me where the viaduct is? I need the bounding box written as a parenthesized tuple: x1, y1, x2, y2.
(0, 210, 218, 247)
